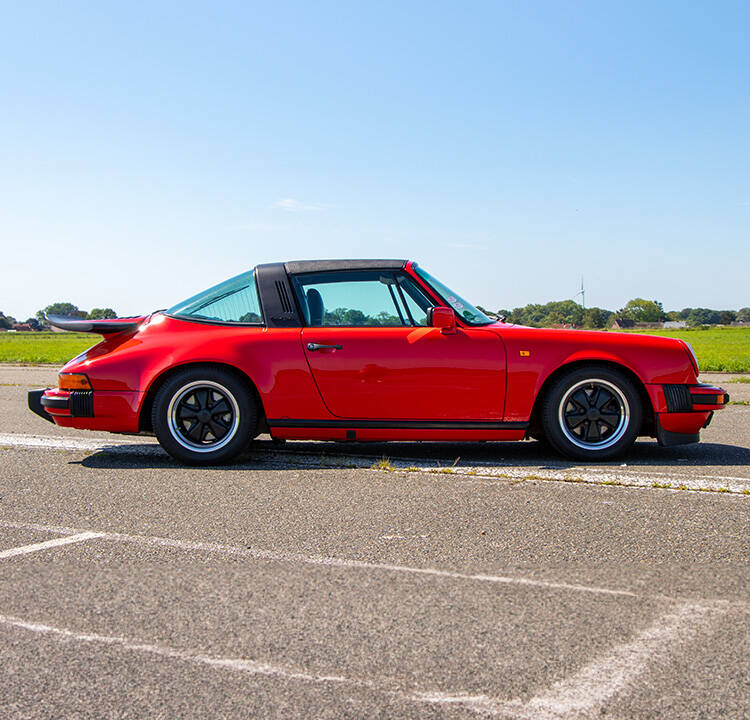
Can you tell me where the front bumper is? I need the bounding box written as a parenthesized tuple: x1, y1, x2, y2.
(646, 382, 729, 447)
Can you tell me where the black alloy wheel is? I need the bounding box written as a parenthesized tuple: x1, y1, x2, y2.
(152, 367, 257, 465)
(541, 366, 642, 460)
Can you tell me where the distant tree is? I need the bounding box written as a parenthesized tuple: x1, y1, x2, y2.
(87, 308, 117, 320)
(25, 318, 41, 330)
(678, 308, 692, 320)
(0, 312, 14, 329)
(37, 302, 87, 322)
(719, 310, 736, 325)
(686, 308, 721, 326)
(665, 311, 681, 322)
(737, 307, 750, 323)
(618, 298, 665, 323)
(582, 307, 611, 328)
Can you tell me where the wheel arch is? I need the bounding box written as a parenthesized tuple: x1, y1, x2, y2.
(527, 359, 655, 440)
(138, 361, 267, 434)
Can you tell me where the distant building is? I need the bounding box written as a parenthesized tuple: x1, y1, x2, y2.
(663, 321, 688, 329)
(610, 318, 635, 329)
(11, 323, 32, 332)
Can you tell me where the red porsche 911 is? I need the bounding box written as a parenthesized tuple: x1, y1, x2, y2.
(29, 259, 728, 465)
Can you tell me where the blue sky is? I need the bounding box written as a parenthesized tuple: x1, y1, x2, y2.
(1, 1, 748, 320)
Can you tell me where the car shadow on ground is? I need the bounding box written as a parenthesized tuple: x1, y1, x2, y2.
(72, 438, 750, 471)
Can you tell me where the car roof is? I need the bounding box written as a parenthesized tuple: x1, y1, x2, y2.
(282, 259, 407, 274)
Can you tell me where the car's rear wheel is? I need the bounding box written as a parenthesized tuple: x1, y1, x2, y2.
(152, 367, 256, 465)
(541, 366, 642, 461)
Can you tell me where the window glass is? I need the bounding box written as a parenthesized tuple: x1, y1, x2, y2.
(413, 264, 493, 325)
(293, 270, 428, 327)
(397, 277, 431, 326)
(167, 270, 263, 324)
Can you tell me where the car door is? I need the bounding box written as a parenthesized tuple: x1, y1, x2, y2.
(293, 270, 506, 420)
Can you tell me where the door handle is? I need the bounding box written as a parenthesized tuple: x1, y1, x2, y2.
(307, 342, 342, 351)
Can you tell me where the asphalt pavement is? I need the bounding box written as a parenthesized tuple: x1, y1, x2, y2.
(0, 366, 748, 719)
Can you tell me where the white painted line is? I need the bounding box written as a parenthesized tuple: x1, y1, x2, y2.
(515, 601, 730, 719)
(0, 611, 505, 714)
(0, 612, 354, 685)
(0, 601, 731, 717)
(0, 520, 637, 597)
(0, 433, 152, 452)
(0, 532, 104, 559)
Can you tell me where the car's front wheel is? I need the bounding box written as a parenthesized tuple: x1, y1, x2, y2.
(541, 366, 642, 461)
(152, 367, 256, 465)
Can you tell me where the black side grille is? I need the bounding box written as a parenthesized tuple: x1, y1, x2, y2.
(70, 390, 94, 417)
(275, 281, 293, 313)
(663, 384, 692, 413)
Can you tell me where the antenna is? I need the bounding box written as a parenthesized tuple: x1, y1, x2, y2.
(576, 276, 585, 310)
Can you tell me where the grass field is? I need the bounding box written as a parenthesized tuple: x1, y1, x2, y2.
(0, 332, 95, 365)
(616, 326, 750, 373)
(1, 326, 749, 372)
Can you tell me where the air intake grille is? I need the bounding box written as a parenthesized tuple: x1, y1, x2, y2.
(663, 384, 692, 413)
(70, 390, 94, 417)
(275, 281, 293, 314)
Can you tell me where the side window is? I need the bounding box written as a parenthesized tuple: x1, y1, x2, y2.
(292, 271, 431, 327)
(167, 271, 263, 324)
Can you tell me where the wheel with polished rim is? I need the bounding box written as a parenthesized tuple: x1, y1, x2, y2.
(152, 367, 256, 465)
(541, 366, 642, 460)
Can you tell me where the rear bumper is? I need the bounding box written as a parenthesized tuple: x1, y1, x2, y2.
(28, 388, 55, 424)
(28, 388, 141, 432)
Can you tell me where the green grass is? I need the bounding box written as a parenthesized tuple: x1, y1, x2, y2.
(616, 327, 750, 373)
(0, 332, 96, 365)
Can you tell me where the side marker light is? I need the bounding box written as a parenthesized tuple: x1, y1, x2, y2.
(58, 373, 92, 390)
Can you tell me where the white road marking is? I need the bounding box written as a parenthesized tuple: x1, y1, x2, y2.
(0, 433, 150, 452)
(3, 431, 749, 493)
(0, 600, 731, 718)
(514, 601, 730, 719)
(0, 520, 637, 597)
(0, 532, 104, 559)
(0, 612, 353, 684)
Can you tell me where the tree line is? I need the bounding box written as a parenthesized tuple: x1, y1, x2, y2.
(480, 298, 750, 328)
(0, 302, 117, 330)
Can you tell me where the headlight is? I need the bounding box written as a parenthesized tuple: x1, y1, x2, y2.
(683, 341, 699, 375)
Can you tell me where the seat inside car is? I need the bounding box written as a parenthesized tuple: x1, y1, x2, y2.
(306, 288, 324, 325)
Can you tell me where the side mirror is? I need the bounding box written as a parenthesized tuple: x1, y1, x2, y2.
(428, 306, 457, 334)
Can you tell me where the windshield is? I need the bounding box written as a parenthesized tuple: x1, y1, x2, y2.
(166, 270, 263, 324)
(413, 264, 493, 326)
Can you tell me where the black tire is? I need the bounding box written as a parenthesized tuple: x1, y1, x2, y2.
(152, 366, 257, 465)
(541, 365, 642, 461)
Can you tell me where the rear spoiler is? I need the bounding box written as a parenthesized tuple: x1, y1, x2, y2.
(45, 314, 146, 335)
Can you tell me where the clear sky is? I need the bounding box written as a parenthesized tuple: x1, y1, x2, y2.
(1, 1, 748, 321)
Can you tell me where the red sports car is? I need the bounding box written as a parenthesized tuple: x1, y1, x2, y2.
(29, 260, 728, 465)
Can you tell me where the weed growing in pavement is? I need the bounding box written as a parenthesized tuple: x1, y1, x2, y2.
(729, 376, 750, 383)
(652, 481, 672, 489)
(729, 400, 750, 405)
(371, 457, 395, 472)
